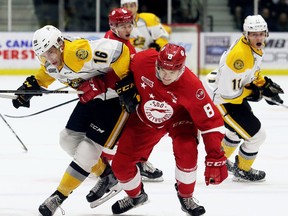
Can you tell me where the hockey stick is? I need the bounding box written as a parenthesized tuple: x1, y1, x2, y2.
(0, 89, 83, 94)
(4, 98, 79, 119)
(0, 113, 28, 151)
(263, 96, 288, 109)
(0, 86, 72, 100)
(0, 94, 17, 99)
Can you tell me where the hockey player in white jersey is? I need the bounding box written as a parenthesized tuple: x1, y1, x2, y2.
(205, 15, 284, 182)
(12, 25, 131, 216)
(121, 0, 170, 52)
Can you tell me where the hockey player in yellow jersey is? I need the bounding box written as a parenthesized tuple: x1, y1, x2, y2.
(121, 0, 170, 52)
(12, 25, 131, 216)
(205, 15, 284, 182)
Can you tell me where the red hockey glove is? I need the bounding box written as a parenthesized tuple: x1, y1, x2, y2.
(204, 155, 228, 186)
(78, 76, 106, 104)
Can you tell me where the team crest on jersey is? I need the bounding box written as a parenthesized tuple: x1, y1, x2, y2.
(144, 100, 173, 124)
(196, 88, 205, 100)
(76, 49, 89, 60)
(233, 59, 244, 70)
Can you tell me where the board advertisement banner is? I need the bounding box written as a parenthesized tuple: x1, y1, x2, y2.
(0, 31, 198, 75)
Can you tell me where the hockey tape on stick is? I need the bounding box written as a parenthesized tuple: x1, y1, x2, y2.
(0, 113, 28, 151)
(263, 96, 288, 109)
(0, 94, 18, 99)
(4, 98, 79, 119)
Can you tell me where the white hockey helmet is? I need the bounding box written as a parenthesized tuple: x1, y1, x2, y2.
(243, 15, 268, 38)
(33, 25, 63, 56)
(121, 0, 138, 6)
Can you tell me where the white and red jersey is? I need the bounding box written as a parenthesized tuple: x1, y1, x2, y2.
(130, 49, 225, 154)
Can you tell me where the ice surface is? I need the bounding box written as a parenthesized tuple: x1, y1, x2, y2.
(0, 76, 287, 216)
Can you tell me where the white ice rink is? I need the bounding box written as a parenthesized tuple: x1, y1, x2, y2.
(0, 76, 288, 216)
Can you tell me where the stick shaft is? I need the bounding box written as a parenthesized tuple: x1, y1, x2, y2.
(4, 98, 79, 119)
(263, 96, 288, 109)
(0, 113, 28, 151)
(0, 90, 83, 94)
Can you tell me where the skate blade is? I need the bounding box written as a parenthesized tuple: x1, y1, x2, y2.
(232, 176, 266, 183)
(142, 176, 164, 182)
(90, 184, 122, 208)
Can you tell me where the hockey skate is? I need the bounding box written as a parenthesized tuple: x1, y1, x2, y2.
(175, 184, 206, 216)
(233, 156, 266, 182)
(111, 185, 149, 214)
(38, 193, 66, 216)
(86, 169, 122, 208)
(137, 161, 164, 182)
(226, 159, 235, 174)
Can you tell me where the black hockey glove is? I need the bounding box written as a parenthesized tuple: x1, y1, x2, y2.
(262, 76, 284, 105)
(245, 82, 262, 102)
(148, 42, 161, 52)
(12, 75, 42, 109)
(115, 73, 140, 113)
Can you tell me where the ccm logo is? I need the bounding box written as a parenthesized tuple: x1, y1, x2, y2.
(116, 83, 134, 94)
(206, 161, 226, 166)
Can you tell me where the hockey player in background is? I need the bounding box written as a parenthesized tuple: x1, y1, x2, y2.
(85, 7, 164, 209)
(121, 0, 170, 52)
(12, 25, 132, 216)
(205, 15, 284, 182)
(111, 43, 228, 215)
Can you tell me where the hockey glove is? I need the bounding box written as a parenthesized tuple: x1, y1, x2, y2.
(262, 76, 284, 105)
(148, 42, 161, 52)
(245, 82, 262, 102)
(115, 73, 140, 113)
(204, 155, 228, 186)
(78, 76, 106, 104)
(12, 75, 41, 109)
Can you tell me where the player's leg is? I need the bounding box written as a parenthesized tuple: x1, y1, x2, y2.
(111, 113, 165, 214)
(218, 101, 266, 182)
(169, 116, 205, 216)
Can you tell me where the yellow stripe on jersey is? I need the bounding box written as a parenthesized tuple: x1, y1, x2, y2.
(111, 44, 130, 79)
(253, 70, 266, 87)
(63, 39, 92, 72)
(138, 13, 160, 27)
(34, 65, 56, 88)
(226, 36, 255, 74)
(155, 37, 169, 49)
(217, 104, 251, 140)
(222, 86, 253, 104)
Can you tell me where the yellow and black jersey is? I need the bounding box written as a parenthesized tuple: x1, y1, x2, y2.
(35, 37, 130, 90)
(130, 12, 169, 52)
(211, 36, 266, 104)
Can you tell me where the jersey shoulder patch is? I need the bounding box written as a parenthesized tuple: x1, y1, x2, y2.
(138, 13, 160, 27)
(63, 39, 92, 72)
(226, 39, 254, 73)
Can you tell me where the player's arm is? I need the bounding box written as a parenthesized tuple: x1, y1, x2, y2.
(34, 65, 56, 88)
(12, 66, 55, 109)
(253, 70, 284, 105)
(110, 43, 131, 79)
(141, 13, 169, 50)
(184, 78, 227, 185)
